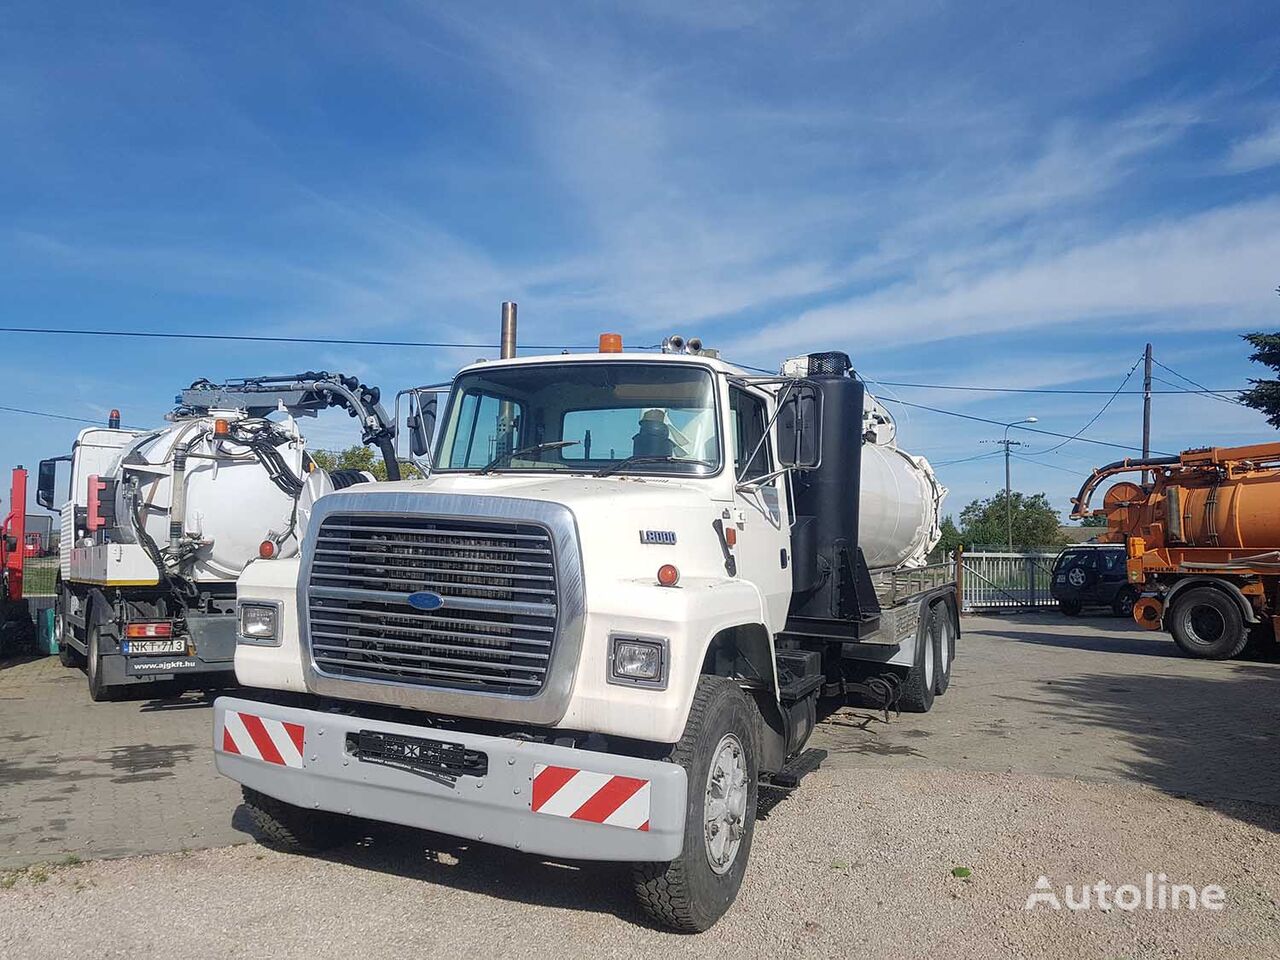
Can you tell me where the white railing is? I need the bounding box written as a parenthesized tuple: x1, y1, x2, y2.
(958, 550, 1061, 612)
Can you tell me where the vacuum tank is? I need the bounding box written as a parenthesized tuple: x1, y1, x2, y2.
(107, 412, 309, 582)
(859, 422, 948, 569)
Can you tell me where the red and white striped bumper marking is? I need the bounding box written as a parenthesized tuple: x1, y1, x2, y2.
(531, 764, 651, 831)
(221, 710, 305, 769)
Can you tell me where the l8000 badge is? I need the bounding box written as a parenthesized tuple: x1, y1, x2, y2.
(639, 530, 677, 545)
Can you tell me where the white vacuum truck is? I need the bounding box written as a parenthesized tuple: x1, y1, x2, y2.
(215, 311, 954, 931)
(37, 374, 398, 701)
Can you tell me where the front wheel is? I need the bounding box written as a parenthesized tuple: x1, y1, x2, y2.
(633, 676, 758, 933)
(242, 787, 354, 853)
(1058, 598, 1083, 617)
(1111, 587, 1139, 619)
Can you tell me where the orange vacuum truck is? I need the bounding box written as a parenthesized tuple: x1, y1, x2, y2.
(1073, 442, 1280, 660)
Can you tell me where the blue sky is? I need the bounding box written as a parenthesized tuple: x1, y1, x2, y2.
(2, 1, 1279, 524)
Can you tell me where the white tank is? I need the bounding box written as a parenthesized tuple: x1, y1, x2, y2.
(859, 395, 947, 570)
(107, 411, 307, 582)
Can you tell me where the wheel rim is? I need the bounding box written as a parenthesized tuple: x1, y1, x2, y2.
(704, 733, 748, 875)
(1188, 604, 1226, 645)
(87, 627, 99, 685)
(940, 619, 952, 671)
(54, 612, 64, 643)
(924, 629, 936, 688)
(1118, 592, 1136, 616)
(1068, 568, 1086, 587)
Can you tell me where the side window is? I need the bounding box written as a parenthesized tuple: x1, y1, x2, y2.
(729, 388, 772, 481)
(447, 391, 521, 468)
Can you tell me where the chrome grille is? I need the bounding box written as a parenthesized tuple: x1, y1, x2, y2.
(306, 514, 558, 695)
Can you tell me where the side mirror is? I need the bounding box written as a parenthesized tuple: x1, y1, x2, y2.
(776, 383, 822, 470)
(36, 458, 60, 510)
(406, 392, 438, 459)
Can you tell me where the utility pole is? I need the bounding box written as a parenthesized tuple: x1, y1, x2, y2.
(981, 416, 1037, 551)
(1142, 342, 1153, 485)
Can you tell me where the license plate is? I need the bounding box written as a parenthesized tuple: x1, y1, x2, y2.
(352, 730, 487, 781)
(124, 638, 186, 654)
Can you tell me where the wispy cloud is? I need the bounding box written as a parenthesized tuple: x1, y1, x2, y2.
(1226, 120, 1280, 173)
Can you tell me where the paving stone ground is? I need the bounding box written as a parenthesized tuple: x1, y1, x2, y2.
(2, 611, 1278, 870)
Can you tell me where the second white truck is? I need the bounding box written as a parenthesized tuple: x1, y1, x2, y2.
(214, 318, 956, 931)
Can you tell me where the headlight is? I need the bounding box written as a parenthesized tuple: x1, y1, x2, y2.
(608, 635, 668, 688)
(238, 602, 279, 646)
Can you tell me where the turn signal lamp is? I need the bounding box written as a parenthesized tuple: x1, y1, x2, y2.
(657, 564, 680, 587)
(724, 527, 737, 547)
(259, 539, 277, 559)
(599, 333, 623, 353)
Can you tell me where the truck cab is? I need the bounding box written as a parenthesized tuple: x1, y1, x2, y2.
(219, 338, 959, 931)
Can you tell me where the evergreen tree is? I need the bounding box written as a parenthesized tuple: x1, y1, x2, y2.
(1240, 330, 1280, 429)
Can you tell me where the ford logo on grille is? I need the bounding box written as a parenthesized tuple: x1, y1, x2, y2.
(406, 591, 445, 611)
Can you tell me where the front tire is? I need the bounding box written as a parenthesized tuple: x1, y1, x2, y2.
(633, 676, 759, 933)
(1168, 587, 1248, 660)
(1111, 586, 1139, 619)
(56, 603, 82, 667)
(242, 787, 354, 853)
(1058, 598, 1082, 617)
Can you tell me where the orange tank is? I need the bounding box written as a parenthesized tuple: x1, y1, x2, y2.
(1075, 442, 1280, 551)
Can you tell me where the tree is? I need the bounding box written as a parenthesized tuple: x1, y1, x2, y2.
(956, 490, 1069, 550)
(1079, 514, 1109, 527)
(930, 515, 963, 560)
(310, 444, 421, 481)
(1240, 331, 1280, 428)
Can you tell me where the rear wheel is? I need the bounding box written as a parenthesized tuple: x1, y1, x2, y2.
(899, 615, 937, 713)
(1058, 598, 1082, 617)
(933, 604, 955, 696)
(1168, 587, 1248, 660)
(633, 676, 758, 933)
(86, 611, 121, 702)
(242, 787, 354, 853)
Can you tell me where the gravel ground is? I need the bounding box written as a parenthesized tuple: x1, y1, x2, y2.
(3, 767, 1278, 960)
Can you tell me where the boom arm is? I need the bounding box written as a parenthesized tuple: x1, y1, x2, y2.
(175, 373, 401, 480)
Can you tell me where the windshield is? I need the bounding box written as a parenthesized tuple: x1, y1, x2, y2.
(434, 362, 721, 476)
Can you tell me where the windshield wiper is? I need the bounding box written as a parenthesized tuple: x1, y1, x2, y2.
(478, 440, 579, 475)
(593, 454, 715, 478)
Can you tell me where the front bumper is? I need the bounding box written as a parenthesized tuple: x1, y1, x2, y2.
(213, 696, 688, 862)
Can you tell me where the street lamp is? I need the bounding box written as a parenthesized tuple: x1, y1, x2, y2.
(1000, 417, 1037, 551)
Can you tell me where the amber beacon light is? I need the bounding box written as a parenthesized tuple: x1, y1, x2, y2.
(599, 333, 623, 353)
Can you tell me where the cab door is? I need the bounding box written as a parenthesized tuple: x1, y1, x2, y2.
(727, 385, 792, 632)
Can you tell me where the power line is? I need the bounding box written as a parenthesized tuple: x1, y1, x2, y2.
(877, 395, 1169, 455)
(0, 326, 651, 351)
(1009, 452, 1089, 477)
(934, 450, 1005, 467)
(1024, 355, 1143, 456)
(1151, 357, 1246, 405)
(873, 379, 1242, 395)
(0, 403, 108, 426)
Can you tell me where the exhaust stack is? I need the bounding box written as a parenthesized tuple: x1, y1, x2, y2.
(500, 301, 518, 359)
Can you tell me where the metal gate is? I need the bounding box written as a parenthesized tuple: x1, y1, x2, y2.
(959, 550, 1060, 612)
